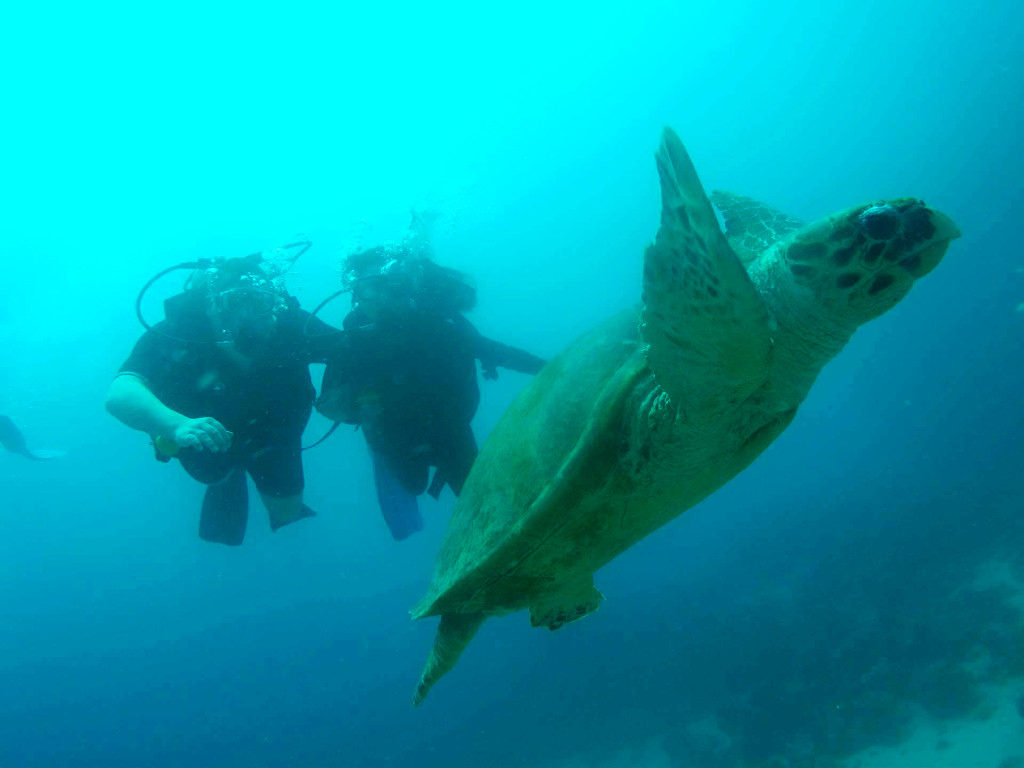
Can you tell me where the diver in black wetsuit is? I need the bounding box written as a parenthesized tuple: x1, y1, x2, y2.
(316, 246, 545, 540)
(0, 416, 62, 460)
(106, 252, 342, 545)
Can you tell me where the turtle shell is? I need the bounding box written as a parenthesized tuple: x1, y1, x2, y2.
(412, 310, 647, 619)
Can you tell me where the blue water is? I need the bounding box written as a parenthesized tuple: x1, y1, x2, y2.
(1, 2, 1022, 766)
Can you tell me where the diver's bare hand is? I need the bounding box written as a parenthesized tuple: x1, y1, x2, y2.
(173, 417, 233, 453)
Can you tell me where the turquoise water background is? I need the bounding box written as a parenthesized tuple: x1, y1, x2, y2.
(1, 2, 1021, 765)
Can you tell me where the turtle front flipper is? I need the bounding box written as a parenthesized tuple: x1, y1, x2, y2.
(642, 128, 773, 413)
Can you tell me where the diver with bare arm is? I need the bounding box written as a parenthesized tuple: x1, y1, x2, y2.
(106, 243, 343, 545)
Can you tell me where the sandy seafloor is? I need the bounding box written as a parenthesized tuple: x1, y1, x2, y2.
(536, 560, 1024, 768)
(841, 680, 1024, 768)
(839, 561, 1024, 768)
(539, 681, 1024, 768)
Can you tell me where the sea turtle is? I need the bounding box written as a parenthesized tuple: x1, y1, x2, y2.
(410, 127, 960, 704)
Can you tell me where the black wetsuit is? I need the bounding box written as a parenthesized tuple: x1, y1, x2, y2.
(321, 307, 545, 500)
(119, 291, 340, 541)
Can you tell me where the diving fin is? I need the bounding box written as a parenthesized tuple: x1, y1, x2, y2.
(371, 449, 423, 540)
(427, 469, 446, 500)
(269, 503, 317, 531)
(199, 468, 249, 545)
(22, 448, 66, 460)
(0, 416, 64, 460)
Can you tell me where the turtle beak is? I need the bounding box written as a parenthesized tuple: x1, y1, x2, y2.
(903, 206, 960, 279)
(897, 204, 958, 280)
(929, 208, 961, 242)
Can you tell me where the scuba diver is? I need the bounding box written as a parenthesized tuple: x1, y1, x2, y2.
(316, 244, 546, 540)
(0, 415, 63, 460)
(106, 245, 342, 545)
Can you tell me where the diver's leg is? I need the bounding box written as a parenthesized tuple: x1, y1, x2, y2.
(367, 439, 424, 540)
(198, 468, 249, 545)
(179, 448, 250, 545)
(177, 448, 235, 484)
(431, 424, 478, 498)
(261, 493, 314, 530)
(247, 442, 315, 532)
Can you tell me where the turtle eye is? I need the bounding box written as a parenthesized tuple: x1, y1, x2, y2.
(858, 204, 902, 240)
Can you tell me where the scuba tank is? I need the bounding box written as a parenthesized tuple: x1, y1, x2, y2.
(134, 239, 311, 345)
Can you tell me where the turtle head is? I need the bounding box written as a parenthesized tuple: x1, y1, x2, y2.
(779, 198, 960, 329)
(747, 198, 959, 403)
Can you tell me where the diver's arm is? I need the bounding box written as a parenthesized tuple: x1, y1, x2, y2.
(105, 374, 232, 452)
(315, 359, 362, 424)
(481, 339, 546, 375)
(105, 374, 183, 437)
(297, 311, 346, 364)
(454, 315, 546, 376)
(471, 328, 547, 378)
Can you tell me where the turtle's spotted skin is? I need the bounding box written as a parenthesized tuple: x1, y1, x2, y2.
(783, 199, 946, 300)
(410, 127, 960, 705)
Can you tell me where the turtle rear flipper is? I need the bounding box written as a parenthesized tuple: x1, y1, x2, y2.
(413, 612, 486, 706)
(529, 578, 603, 630)
(642, 128, 773, 413)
